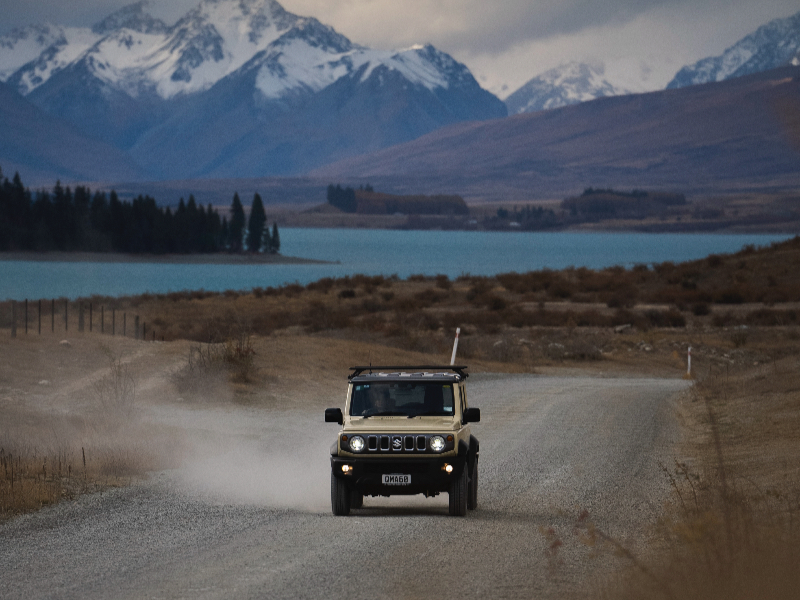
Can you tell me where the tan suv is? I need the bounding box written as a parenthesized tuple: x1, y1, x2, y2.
(325, 365, 480, 516)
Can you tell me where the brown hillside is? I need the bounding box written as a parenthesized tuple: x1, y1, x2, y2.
(313, 66, 800, 202)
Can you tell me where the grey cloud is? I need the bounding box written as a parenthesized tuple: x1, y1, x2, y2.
(289, 0, 698, 56)
(0, 0, 197, 34)
(435, 0, 693, 54)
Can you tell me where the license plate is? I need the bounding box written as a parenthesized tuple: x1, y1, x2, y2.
(382, 474, 411, 485)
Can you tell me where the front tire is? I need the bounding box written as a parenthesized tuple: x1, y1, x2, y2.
(331, 473, 351, 516)
(448, 465, 468, 516)
(351, 490, 364, 509)
(467, 459, 478, 510)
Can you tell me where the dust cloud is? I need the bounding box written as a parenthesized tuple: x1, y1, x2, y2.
(152, 405, 333, 512)
(0, 337, 336, 515)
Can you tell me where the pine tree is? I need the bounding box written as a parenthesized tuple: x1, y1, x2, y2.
(262, 221, 272, 253)
(247, 192, 266, 252)
(270, 222, 280, 253)
(229, 192, 245, 252)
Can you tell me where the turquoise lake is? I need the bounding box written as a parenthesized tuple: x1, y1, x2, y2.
(0, 229, 793, 301)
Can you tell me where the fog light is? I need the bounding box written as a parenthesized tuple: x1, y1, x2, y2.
(443, 463, 453, 473)
(342, 465, 353, 474)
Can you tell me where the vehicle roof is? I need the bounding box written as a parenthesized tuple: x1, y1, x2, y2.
(349, 365, 468, 382)
(350, 371, 464, 384)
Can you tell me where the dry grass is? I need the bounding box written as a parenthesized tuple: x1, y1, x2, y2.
(592, 353, 800, 599)
(0, 340, 184, 520)
(0, 445, 161, 521)
(171, 334, 256, 400)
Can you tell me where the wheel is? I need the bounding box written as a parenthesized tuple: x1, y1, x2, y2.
(331, 472, 351, 516)
(467, 459, 478, 510)
(448, 464, 468, 516)
(351, 490, 364, 509)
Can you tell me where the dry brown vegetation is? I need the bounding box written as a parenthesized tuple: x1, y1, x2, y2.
(7, 235, 791, 377)
(587, 354, 800, 600)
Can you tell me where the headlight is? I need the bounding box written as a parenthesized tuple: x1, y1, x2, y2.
(349, 435, 365, 452)
(430, 435, 446, 452)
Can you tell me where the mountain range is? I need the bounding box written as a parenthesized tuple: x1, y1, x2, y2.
(505, 10, 800, 115)
(668, 10, 800, 89)
(0, 2, 798, 196)
(0, 0, 505, 183)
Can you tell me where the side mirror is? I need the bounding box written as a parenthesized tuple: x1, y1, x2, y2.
(463, 407, 480, 424)
(325, 408, 343, 425)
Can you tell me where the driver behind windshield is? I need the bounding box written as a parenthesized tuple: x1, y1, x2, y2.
(351, 383, 454, 417)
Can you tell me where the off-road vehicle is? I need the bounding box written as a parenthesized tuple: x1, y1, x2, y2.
(325, 365, 480, 516)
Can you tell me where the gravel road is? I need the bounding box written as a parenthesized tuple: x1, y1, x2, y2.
(1, 374, 689, 599)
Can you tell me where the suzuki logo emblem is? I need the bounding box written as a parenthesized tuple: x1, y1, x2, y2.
(392, 437, 402, 449)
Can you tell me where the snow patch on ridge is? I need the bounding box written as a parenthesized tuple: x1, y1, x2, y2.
(505, 61, 629, 114)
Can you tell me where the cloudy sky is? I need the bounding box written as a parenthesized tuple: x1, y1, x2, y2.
(2, 0, 798, 96)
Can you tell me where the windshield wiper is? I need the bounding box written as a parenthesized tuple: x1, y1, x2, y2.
(408, 411, 447, 418)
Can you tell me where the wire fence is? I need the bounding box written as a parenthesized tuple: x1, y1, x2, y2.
(5, 299, 157, 341)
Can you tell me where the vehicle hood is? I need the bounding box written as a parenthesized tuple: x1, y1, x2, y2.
(343, 416, 459, 432)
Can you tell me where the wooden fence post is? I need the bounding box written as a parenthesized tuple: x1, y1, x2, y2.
(135, 316, 139, 340)
(11, 301, 16, 338)
(38, 299, 41, 335)
(64, 300, 68, 331)
(112, 309, 115, 336)
(89, 304, 92, 333)
(79, 304, 84, 332)
(51, 299, 55, 333)
(101, 306, 104, 334)
(24, 299, 28, 334)
(143, 322, 147, 341)
(124, 313, 127, 337)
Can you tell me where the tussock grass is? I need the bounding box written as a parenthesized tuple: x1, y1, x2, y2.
(594, 356, 800, 599)
(0, 351, 180, 520)
(0, 443, 165, 521)
(172, 333, 257, 398)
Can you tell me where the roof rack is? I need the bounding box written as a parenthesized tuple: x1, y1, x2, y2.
(349, 365, 469, 380)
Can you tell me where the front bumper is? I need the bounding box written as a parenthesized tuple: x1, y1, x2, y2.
(331, 454, 467, 496)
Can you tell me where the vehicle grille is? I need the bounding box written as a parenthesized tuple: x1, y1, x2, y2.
(359, 434, 443, 454)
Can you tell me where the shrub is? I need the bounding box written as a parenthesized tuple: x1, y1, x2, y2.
(646, 309, 686, 328)
(306, 277, 335, 293)
(93, 356, 136, 419)
(485, 294, 507, 311)
(361, 298, 383, 313)
(707, 254, 724, 267)
(302, 301, 352, 331)
(730, 330, 748, 348)
(716, 288, 745, 304)
(281, 283, 304, 297)
(435, 274, 452, 290)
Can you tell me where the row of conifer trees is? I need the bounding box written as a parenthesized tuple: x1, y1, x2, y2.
(0, 167, 279, 254)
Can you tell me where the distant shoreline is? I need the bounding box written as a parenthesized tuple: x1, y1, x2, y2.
(0, 251, 333, 265)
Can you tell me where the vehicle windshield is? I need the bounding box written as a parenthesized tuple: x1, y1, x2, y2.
(350, 382, 455, 418)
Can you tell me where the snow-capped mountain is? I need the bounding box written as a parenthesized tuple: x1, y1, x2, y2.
(667, 10, 800, 89)
(0, 0, 505, 180)
(504, 62, 631, 115)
